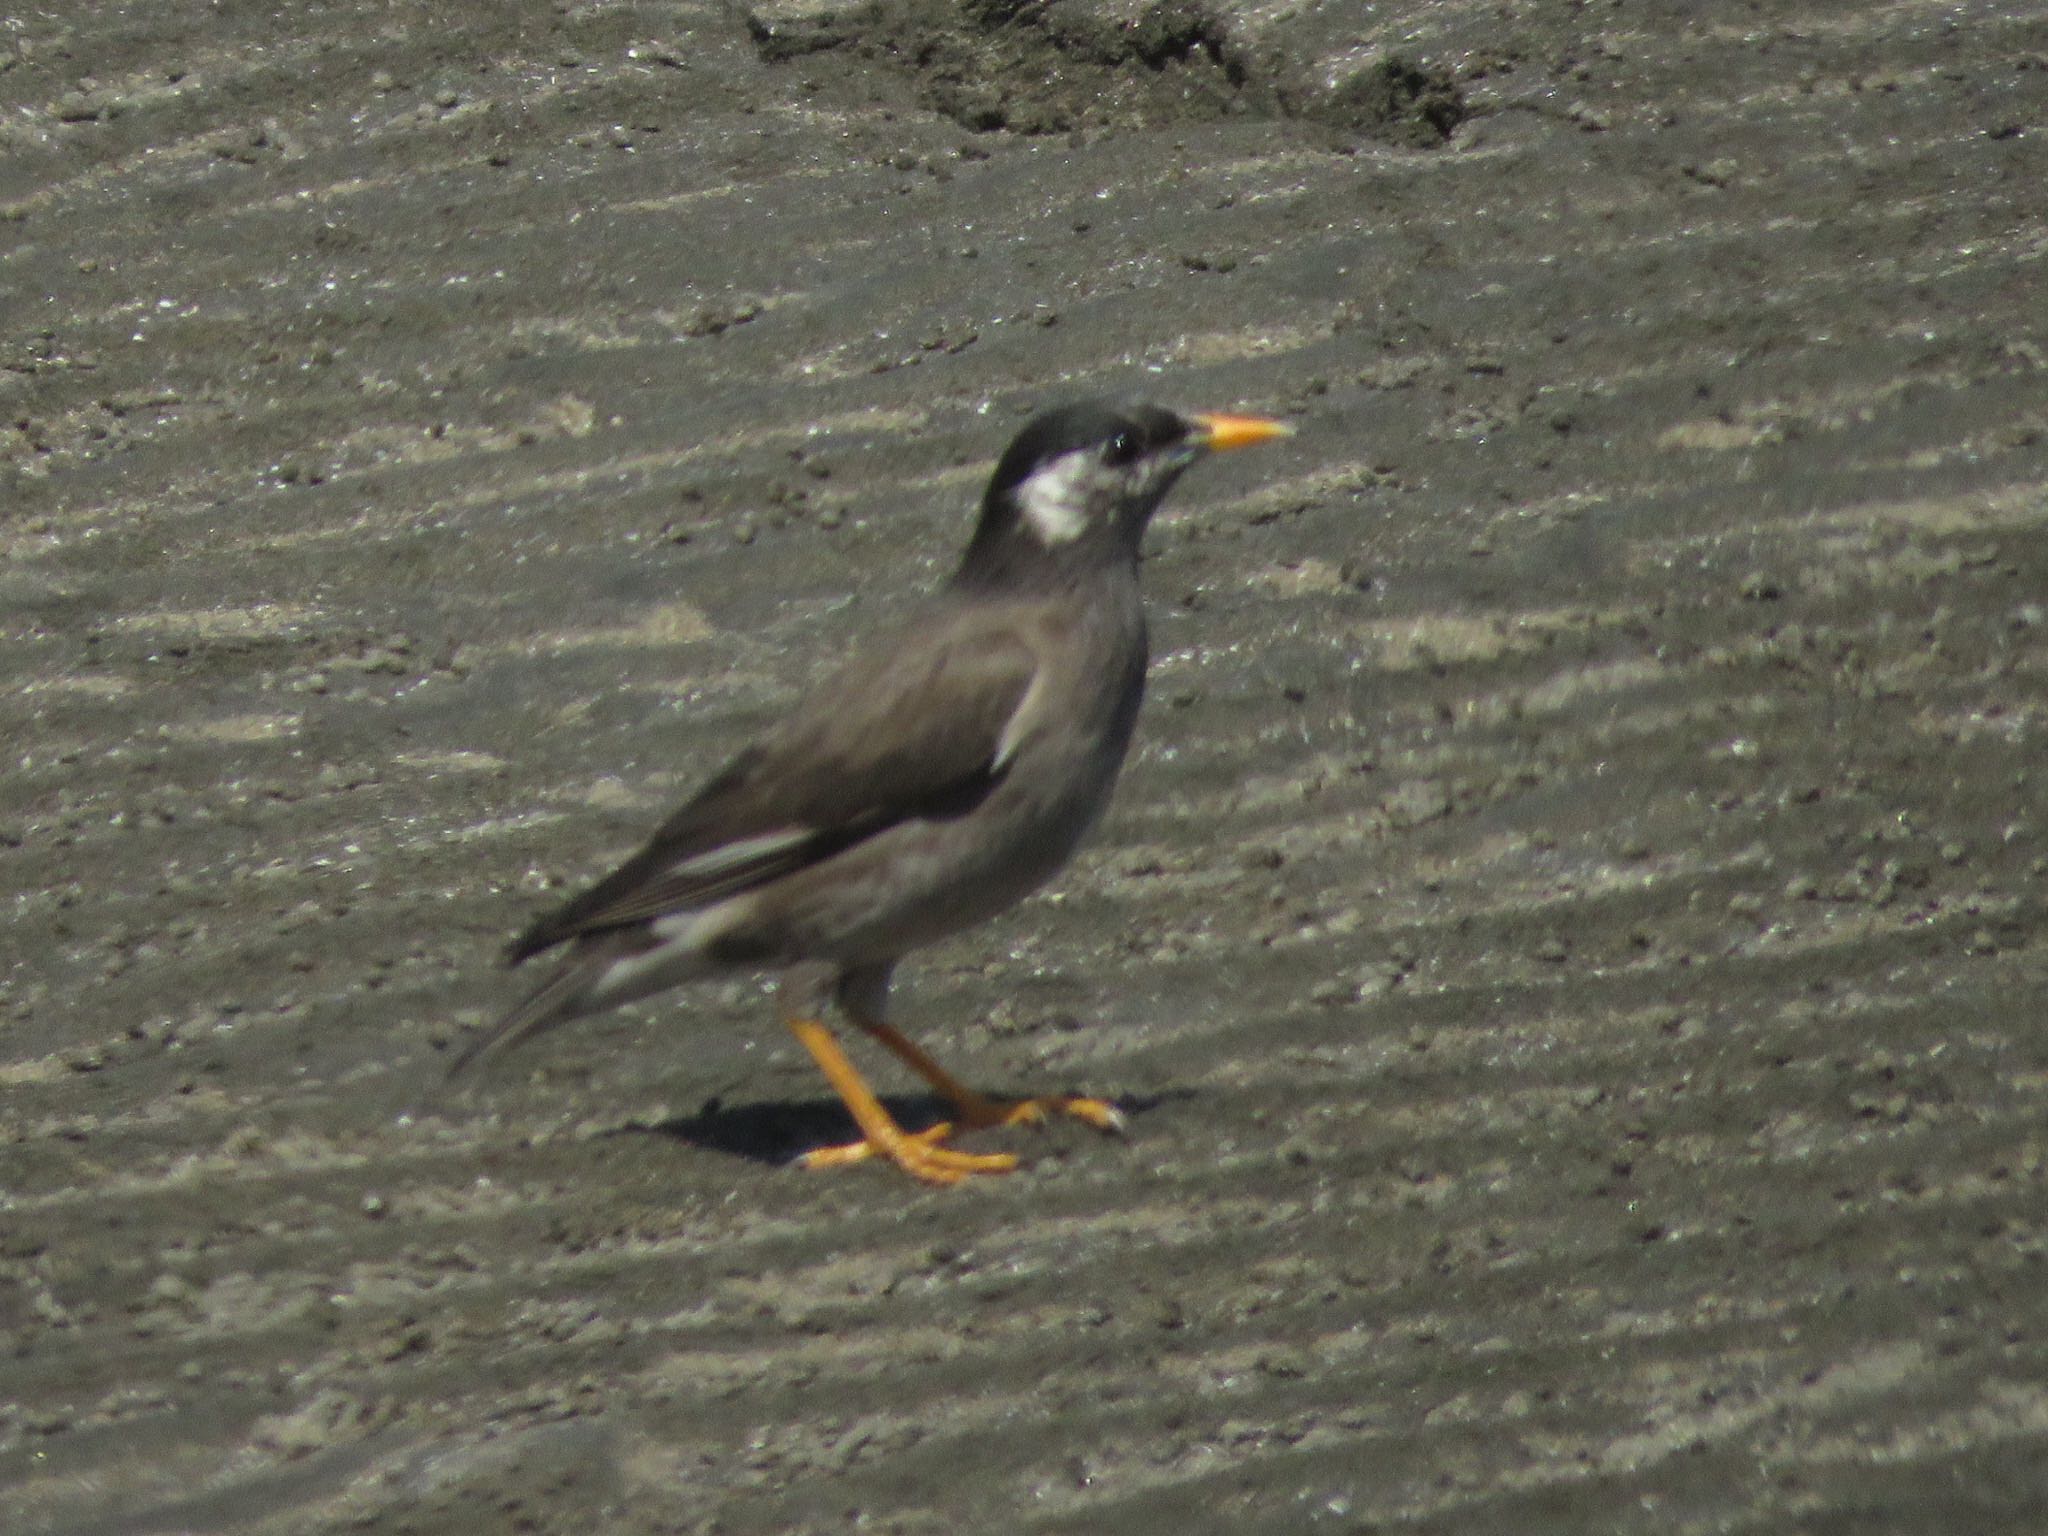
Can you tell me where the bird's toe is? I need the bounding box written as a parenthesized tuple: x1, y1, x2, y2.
(797, 1122, 1020, 1185)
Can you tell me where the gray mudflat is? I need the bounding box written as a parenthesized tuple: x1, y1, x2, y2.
(4, 2, 2045, 1531)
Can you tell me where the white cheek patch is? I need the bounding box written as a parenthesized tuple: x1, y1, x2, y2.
(1016, 451, 1095, 545)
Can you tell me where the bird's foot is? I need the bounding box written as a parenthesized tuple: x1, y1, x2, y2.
(798, 1122, 1020, 1186)
(843, 1018, 1126, 1143)
(952, 1091, 1127, 1135)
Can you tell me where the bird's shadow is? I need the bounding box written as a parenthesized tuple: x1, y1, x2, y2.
(614, 1088, 1192, 1168)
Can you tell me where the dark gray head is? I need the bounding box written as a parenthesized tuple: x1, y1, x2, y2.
(950, 400, 1290, 592)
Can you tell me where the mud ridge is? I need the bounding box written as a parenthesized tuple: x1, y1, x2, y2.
(744, 0, 1466, 142)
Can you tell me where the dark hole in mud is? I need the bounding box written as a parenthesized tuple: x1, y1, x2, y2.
(743, 0, 1467, 146)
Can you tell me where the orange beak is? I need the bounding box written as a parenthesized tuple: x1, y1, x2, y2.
(1191, 412, 1295, 452)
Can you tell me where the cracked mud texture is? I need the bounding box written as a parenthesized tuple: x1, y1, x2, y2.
(4, 1, 2047, 1533)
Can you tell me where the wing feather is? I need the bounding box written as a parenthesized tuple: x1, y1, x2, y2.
(507, 603, 1042, 963)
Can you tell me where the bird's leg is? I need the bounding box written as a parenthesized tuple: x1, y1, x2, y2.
(833, 963, 1124, 1136)
(851, 1018, 1127, 1135)
(785, 1016, 1018, 1185)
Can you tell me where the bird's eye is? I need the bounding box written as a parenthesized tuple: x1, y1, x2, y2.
(1104, 430, 1141, 466)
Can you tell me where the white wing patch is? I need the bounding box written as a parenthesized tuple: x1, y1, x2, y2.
(672, 827, 812, 880)
(1016, 451, 1094, 545)
(991, 658, 1048, 773)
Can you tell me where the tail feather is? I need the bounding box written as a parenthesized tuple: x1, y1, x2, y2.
(447, 953, 606, 1079)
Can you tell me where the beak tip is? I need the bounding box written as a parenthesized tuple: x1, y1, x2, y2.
(1192, 411, 1296, 452)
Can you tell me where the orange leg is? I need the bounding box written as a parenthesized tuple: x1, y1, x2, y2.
(786, 1017, 1018, 1185)
(854, 1018, 1126, 1137)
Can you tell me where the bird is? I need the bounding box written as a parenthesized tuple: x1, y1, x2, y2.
(452, 399, 1293, 1184)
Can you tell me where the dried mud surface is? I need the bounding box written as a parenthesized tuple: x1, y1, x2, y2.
(4, 2, 2047, 1532)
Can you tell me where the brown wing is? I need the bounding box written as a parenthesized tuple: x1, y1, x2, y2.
(506, 603, 1042, 963)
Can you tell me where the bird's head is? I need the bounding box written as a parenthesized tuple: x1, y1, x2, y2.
(952, 400, 1292, 591)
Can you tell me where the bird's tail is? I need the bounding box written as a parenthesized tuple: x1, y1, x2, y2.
(445, 951, 607, 1079)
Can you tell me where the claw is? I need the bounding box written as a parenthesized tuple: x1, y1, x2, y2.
(954, 1092, 1125, 1136)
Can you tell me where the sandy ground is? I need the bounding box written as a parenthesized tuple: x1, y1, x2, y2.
(4, 1, 2047, 1531)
